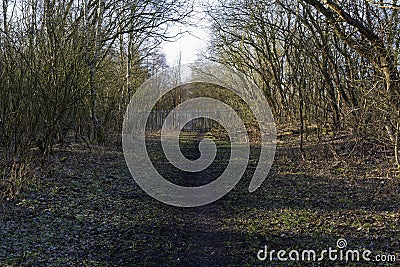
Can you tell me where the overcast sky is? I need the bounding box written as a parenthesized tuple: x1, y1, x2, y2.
(161, 0, 211, 66)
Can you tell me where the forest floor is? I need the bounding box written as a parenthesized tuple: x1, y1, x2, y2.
(0, 133, 400, 266)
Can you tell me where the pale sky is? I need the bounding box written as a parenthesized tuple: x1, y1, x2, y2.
(161, 1, 211, 66)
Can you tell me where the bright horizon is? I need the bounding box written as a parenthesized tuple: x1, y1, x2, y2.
(161, 0, 211, 66)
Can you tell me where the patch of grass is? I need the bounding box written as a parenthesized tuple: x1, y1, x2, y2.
(0, 139, 399, 266)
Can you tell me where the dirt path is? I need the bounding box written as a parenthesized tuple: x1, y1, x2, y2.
(1, 141, 399, 266)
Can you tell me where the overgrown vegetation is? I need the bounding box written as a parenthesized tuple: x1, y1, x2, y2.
(1, 0, 399, 195)
(0, 0, 191, 197)
(1, 0, 399, 266)
(206, 0, 400, 169)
